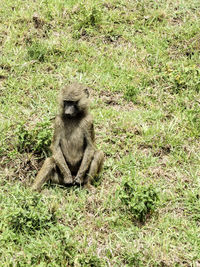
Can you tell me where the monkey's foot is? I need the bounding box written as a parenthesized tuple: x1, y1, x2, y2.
(74, 176, 83, 185)
(63, 174, 74, 184)
(31, 184, 41, 192)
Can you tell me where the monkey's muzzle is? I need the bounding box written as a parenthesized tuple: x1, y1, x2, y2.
(64, 105, 77, 117)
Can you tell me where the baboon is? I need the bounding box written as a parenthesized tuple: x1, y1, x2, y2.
(31, 83, 104, 191)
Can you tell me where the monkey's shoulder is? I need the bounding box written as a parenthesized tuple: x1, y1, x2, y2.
(54, 115, 64, 128)
(84, 114, 93, 124)
(81, 114, 94, 128)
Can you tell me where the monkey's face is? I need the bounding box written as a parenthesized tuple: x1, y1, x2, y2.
(63, 100, 79, 118)
(60, 83, 90, 118)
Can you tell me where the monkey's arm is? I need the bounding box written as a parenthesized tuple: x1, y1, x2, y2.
(75, 120, 95, 183)
(51, 118, 73, 183)
(75, 145, 95, 183)
(52, 149, 73, 183)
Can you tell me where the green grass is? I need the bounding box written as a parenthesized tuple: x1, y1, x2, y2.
(0, 0, 200, 266)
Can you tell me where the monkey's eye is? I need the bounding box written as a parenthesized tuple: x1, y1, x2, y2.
(64, 100, 76, 106)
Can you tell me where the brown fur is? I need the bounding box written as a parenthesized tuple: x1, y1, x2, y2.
(31, 83, 104, 191)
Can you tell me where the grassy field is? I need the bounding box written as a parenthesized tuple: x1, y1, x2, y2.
(0, 0, 200, 266)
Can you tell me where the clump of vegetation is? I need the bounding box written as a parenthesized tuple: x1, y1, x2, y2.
(72, 4, 102, 38)
(162, 64, 200, 93)
(122, 251, 143, 266)
(123, 85, 140, 103)
(184, 188, 200, 222)
(119, 177, 159, 222)
(0, 185, 77, 266)
(27, 41, 48, 62)
(16, 121, 52, 155)
(7, 191, 57, 234)
(76, 254, 106, 267)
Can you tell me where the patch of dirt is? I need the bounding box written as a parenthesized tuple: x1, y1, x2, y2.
(1, 153, 42, 184)
(149, 165, 171, 180)
(0, 74, 7, 87)
(103, 35, 123, 45)
(0, 64, 11, 71)
(0, 75, 7, 80)
(92, 89, 137, 111)
(138, 144, 153, 156)
(169, 17, 183, 26)
(169, 34, 200, 59)
(32, 14, 45, 29)
(153, 145, 171, 157)
(138, 143, 172, 158)
(103, 3, 116, 10)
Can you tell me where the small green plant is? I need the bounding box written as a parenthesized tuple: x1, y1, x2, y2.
(76, 254, 105, 267)
(186, 107, 200, 137)
(119, 177, 159, 222)
(27, 41, 47, 62)
(16, 121, 52, 155)
(163, 64, 200, 93)
(122, 251, 143, 266)
(7, 193, 57, 234)
(75, 5, 102, 29)
(184, 188, 200, 222)
(124, 85, 139, 103)
(72, 4, 102, 38)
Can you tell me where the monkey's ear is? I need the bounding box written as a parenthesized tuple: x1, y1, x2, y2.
(84, 88, 89, 98)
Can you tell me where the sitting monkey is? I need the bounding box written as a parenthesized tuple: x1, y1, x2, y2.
(31, 83, 104, 191)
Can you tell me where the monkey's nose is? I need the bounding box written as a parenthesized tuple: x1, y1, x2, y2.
(65, 106, 74, 115)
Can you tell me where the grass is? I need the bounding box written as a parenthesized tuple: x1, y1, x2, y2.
(0, 0, 200, 266)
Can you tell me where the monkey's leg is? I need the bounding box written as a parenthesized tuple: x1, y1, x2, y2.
(50, 167, 72, 186)
(50, 170, 61, 184)
(31, 157, 55, 191)
(85, 150, 104, 187)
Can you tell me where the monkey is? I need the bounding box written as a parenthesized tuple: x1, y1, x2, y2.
(31, 83, 104, 191)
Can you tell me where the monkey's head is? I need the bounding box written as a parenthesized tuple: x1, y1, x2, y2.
(59, 83, 90, 118)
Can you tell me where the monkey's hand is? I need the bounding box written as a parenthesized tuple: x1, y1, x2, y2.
(74, 175, 83, 185)
(63, 173, 74, 184)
